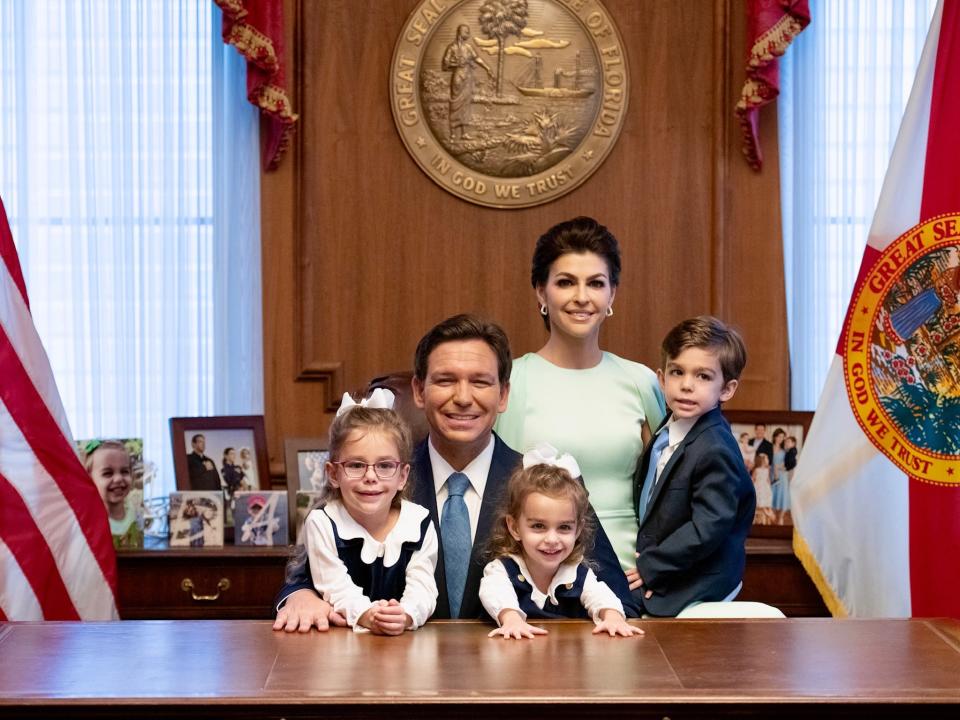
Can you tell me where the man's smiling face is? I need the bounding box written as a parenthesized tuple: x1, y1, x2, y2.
(412, 338, 509, 462)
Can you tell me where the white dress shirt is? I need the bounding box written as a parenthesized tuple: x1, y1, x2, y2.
(478, 554, 624, 625)
(428, 434, 495, 542)
(303, 499, 439, 631)
(654, 415, 698, 483)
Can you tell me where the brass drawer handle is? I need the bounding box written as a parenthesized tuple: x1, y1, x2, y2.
(180, 577, 230, 601)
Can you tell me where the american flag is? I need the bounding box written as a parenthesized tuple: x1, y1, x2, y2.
(0, 195, 118, 620)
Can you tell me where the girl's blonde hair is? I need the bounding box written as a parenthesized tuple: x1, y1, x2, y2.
(487, 463, 594, 565)
(82, 439, 130, 475)
(322, 404, 414, 509)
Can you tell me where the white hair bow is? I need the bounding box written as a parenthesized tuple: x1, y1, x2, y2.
(522, 441, 581, 478)
(336, 387, 396, 418)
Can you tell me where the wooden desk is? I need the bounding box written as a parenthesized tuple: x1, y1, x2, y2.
(2, 619, 958, 718)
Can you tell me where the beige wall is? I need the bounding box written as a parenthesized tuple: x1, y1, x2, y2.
(260, 0, 789, 477)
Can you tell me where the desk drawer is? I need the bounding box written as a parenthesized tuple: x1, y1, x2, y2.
(117, 548, 288, 619)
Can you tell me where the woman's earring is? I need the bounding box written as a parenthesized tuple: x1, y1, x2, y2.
(606, 306, 614, 317)
(539, 304, 548, 316)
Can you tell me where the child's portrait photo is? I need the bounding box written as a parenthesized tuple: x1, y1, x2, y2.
(78, 437, 146, 550)
(233, 491, 289, 546)
(169, 491, 223, 547)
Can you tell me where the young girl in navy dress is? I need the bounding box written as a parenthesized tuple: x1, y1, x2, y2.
(303, 390, 438, 634)
(479, 444, 643, 640)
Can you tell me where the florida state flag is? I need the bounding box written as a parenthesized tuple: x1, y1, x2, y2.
(792, 0, 960, 617)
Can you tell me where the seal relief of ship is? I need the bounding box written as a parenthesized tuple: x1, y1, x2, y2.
(513, 52, 595, 99)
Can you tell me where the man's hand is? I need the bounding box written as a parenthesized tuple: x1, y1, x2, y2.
(488, 609, 548, 640)
(272, 589, 345, 633)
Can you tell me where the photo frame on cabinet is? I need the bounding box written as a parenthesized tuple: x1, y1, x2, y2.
(284, 437, 330, 543)
(723, 410, 814, 538)
(170, 415, 270, 495)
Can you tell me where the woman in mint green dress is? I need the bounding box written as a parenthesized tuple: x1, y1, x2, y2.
(495, 217, 665, 571)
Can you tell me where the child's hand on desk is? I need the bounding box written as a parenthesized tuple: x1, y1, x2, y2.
(273, 590, 347, 633)
(488, 610, 548, 640)
(592, 609, 644, 638)
(360, 599, 410, 636)
(626, 554, 653, 599)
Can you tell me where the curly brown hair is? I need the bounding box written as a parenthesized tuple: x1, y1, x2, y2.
(487, 463, 594, 566)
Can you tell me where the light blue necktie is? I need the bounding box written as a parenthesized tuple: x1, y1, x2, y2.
(441, 472, 472, 618)
(638, 430, 670, 522)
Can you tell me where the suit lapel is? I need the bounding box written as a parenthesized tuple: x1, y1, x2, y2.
(411, 440, 450, 617)
(639, 408, 724, 527)
(459, 434, 518, 618)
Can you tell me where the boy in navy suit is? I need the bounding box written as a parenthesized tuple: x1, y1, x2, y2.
(627, 316, 755, 616)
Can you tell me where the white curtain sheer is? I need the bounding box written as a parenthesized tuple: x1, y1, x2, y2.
(0, 0, 263, 497)
(779, 0, 937, 409)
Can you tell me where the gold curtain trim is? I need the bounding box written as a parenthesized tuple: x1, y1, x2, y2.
(215, 0, 297, 169)
(224, 21, 279, 73)
(747, 13, 806, 70)
(792, 528, 849, 618)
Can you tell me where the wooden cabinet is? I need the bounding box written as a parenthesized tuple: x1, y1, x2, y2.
(116, 538, 827, 619)
(116, 542, 290, 619)
(741, 537, 829, 617)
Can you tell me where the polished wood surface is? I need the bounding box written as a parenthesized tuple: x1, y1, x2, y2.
(2, 619, 959, 718)
(260, 0, 790, 475)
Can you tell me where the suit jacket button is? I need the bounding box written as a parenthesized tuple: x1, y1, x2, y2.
(564, 582, 574, 590)
(517, 574, 526, 584)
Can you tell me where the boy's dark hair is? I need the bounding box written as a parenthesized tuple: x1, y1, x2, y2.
(661, 316, 747, 384)
(530, 217, 622, 330)
(413, 314, 512, 385)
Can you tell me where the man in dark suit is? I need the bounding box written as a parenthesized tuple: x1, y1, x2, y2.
(274, 314, 633, 631)
(628, 317, 756, 617)
(186, 434, 221, 491)
(748, 423, 774, 470)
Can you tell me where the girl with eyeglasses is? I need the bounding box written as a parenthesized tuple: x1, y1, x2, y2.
(302, 395, 439, 634)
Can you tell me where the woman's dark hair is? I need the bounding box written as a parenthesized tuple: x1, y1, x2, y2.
(530, 217, 622, 330)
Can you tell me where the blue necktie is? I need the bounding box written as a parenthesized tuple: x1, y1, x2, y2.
(441, 472, 472, 618)
(638, 430, 670, 522)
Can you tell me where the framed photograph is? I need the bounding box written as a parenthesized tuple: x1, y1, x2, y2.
(77, 437, 146, 549)
(169, 491, 224, 547)
(284, 437, 330, 543)
(294, 491, 324, 543)
(233, 491, 289, 546)
(724, 410, 814, 538)
(169, 416, 270, 528)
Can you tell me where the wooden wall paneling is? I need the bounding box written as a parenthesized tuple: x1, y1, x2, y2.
(260, 0, 790, 477)
(720, 0, 791, 410)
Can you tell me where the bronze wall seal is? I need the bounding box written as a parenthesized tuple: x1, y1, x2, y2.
(391, 0, 629, 208)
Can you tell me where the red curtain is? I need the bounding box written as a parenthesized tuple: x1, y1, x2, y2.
(215, 0, 297, 171)
(736, 0, 810, 171)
